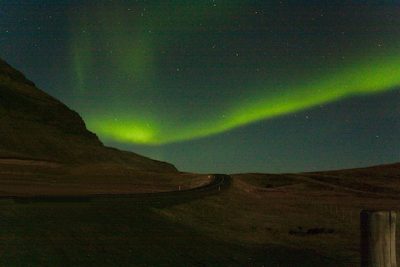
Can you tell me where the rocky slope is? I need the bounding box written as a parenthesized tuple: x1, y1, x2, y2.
(0, 58, 176, 172)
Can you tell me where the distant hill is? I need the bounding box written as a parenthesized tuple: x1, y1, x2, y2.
(0, 58, 176, 172)
(234, 162, 400, 197)
(308, 162, 400, 177)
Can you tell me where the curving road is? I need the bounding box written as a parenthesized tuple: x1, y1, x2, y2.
(10, 174, 232, 204)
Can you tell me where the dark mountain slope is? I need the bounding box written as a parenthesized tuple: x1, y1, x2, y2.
(0, 58, 176, 172)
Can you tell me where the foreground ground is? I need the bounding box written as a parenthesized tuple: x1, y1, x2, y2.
(0, 159, 210, 196)
(0, 163, 399, 266)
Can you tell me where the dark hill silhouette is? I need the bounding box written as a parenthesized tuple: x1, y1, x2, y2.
(0, 58, 176, 172)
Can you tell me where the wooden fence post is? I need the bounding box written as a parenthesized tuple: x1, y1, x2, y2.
(360, 210, 397, 267)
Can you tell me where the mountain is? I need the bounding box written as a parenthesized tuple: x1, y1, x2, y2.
(0, 58, 176, 172)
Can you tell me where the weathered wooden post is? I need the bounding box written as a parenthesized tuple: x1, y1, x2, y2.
(360, 210, 397, 267)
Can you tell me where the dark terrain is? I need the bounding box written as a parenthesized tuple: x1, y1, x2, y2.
(0, 58, 175, 171)
(1, 164, 400, 266)
(0, 59, 399, 266)
(0, 58, 211, 196)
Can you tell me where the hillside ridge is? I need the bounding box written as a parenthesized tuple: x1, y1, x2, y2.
(0, 58, 176, 172)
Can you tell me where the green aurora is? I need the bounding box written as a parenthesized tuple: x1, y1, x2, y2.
(70, 2, 400, 145)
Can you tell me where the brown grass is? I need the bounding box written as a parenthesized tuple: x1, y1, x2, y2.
(156, 167, 400, 266)
(0, 161, 399, 265)
(0, 160, 211, 196)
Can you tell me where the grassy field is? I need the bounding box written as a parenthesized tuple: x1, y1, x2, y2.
(0, 193, 334, 266)
(0, 160, 210, 196)
(0, 165, 400, 266)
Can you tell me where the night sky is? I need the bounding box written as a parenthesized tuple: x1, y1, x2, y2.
(1, 1, 399, 173)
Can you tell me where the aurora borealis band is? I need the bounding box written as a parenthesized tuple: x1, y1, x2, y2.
(70, 1, 400, 145)
(1, 1, 400, 172)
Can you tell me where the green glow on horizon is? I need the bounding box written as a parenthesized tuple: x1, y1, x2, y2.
(70, 2, 400, 145)
(87, 53, 400, 145)
(90, 119, 157, 144)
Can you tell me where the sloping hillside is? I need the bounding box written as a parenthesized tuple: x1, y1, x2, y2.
(0, 58, 175, 172)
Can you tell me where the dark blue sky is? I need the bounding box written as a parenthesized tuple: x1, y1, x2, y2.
(1, 1, 399, 173)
